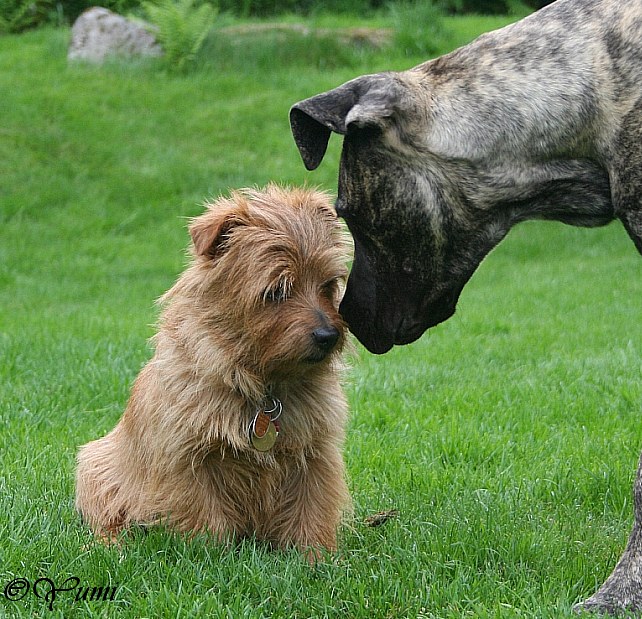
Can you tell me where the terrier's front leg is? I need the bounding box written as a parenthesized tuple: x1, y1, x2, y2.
(269, 449, 349, 556)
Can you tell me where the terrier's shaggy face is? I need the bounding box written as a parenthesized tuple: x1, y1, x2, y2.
(183, 184, 349, 384)
(76, 185, 352, 553)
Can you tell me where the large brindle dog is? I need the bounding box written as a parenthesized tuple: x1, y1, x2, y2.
(290, 0, 642, 614)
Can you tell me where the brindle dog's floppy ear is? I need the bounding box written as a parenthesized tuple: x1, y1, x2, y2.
(289, 73, 400, 170)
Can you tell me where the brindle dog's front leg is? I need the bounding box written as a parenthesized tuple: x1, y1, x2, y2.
(575, 102, 642, 616)
(575, 454, 642, 615)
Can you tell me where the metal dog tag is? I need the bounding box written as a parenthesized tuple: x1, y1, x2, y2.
(250, 411, 278, 452)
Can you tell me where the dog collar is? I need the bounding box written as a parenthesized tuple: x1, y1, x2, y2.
(249, 396, 282, 452)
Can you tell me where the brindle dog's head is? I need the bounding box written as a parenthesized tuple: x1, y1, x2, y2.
(290, 73, 511, 354)
(291, 70, 614, 354)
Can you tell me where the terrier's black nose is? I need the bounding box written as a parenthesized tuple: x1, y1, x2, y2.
(312, 326, 340, 351)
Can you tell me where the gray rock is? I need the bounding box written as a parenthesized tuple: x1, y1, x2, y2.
(68, 7, 162, 63)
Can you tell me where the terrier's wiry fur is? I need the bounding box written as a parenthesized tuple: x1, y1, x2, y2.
(76, 185, 351, 553)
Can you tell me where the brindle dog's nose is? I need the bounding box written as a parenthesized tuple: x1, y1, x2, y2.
(312, 326, 340, 351)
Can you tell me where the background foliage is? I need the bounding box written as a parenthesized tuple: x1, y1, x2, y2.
(1, 0, 557, 33)
(0, 0, 54, 33)
(142, 0, 216, 71)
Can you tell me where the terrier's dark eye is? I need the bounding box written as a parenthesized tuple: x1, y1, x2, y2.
(264, 283, 288, 303)
(321, 278, 339, 298)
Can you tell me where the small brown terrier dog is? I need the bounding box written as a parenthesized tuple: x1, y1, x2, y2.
(76, 185, 351, 553)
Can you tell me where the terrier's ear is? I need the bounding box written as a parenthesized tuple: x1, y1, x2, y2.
(189, 210, 243, 259)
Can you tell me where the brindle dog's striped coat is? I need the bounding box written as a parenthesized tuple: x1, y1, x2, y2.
(290, 0, 642, 613)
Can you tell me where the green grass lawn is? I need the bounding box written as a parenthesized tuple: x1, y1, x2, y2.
(2, 13, 642, 618)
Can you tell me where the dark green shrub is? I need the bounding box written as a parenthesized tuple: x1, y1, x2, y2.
(0, 0, 53, 33)
(142, 0, 216, 72)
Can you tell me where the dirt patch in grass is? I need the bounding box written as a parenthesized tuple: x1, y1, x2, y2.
(221, 23, 393, 48)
